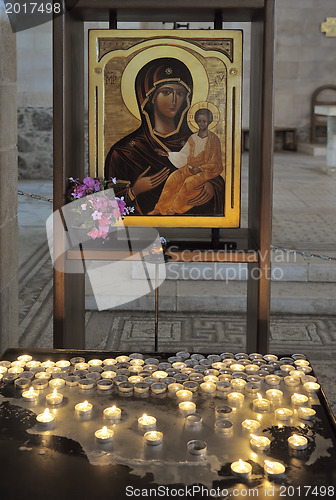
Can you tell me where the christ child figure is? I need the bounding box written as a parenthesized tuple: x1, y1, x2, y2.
(149, 108, 223, 215)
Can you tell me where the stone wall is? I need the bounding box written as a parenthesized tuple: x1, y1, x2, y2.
(0, 3, 18, 354)
(18, 106, 53, 179)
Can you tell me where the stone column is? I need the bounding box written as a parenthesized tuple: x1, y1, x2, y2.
(0, 3, 18, 354)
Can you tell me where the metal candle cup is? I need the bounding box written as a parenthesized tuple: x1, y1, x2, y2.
(176, 389, 193, 401)
(265, 389, 283, 404)
(252, 393, 270, 412)
(298, 407, 316, 420)
(274, 408, 293, 421)
(231, 459, 252, 478)
(138, 414, 156, 431)
(103, 406, 121, 422)
(36, 408, 55, 429)
(250, 434, 271, 452)
(291, 393, 309, 406)
(288, 434, 308, 450)
(75, 401, 93, 417)
(264, 460, 285, 478)
(95, 426, 114, 443)
(144, 431, 163, 446)
(303, 382, 320, 393)
(22, 387, 39, 402)
(185, 414, 202, 430)
(265, 375, 281, 386)
(284, 376, 300, 388)
(214, 419, 233, 435)
(187, 440, 207, 455)
(168, 383, 184, 394)
(227, 392, 245, 407)
(179, 401, 196, 417)
(241, 419, 260, 433)
(46, 389, 63, 406)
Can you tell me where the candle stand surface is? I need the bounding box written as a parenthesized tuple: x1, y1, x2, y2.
(0, 349, 335, 499)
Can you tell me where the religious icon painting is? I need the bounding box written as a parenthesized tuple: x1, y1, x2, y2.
(89, 30, 242, 228)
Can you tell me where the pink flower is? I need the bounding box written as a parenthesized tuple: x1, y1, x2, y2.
(81, 203, 87, 210)
(92, 211, 102, 220)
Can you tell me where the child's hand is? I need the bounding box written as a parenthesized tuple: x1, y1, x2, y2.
(188, 166, 202, 175)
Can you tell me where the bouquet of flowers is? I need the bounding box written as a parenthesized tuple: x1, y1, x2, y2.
(68, 176, 134, 240)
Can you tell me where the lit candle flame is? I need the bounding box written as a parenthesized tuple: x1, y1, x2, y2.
(83, 401, 89, 408)
(52, 388, 57, 396)
(111, 405, 116, 412)
(102, 426, 108, 435)
(28, 387, 34, 395)
(238, 459, 245, 467)
(265, 460, 276, 470)
(257, 393, 263, 402)
(43, 408, 50, 416)
(250, 434, 259, 440)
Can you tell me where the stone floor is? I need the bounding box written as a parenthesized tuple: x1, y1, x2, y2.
(17, 152, 336, 415)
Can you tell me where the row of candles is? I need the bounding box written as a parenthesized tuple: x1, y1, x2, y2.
(1, 352, 318, 480)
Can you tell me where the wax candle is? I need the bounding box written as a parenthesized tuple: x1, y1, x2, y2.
(95, 426, 114, 443)
(265, 375, 281, 386)
(245, 364, 260, 375)
(88, 359, 103, 367)
(185, 414, 202, 430)
(8, 366, 24, 374)
(46, 388, 63, 406)
(168, 383, 184, 394)
(280, 364, 294, 373)
(41, 360, 56, 369)
(128, 365, 143, 374)
(212, 362, 226, 370)
(289, 369, 305, 379)
(128, 375, 143, 385)
(241, 419, 260, 433)
(264, 460, 285, 478)
(301, 366, 313, 374)
(172, 362, 186, 370)
(35, 371, 51, 381)
(22, 387, 39, 402)
(250, 434, 271, 452)
(130, 358, 145, 366)
(36, 408, 55, 429)
(288, 434, 308, 450)
(303, 382, 320, 393)
(294, 359, 310, 368)
(263, 354, 278, 362)
(227, 392, 245, 407)
(176, 389, 193, 401)
(203, 375, 218, 383)
(265, 389, 283, 403)
(0, 366, 7, 374)
(231, 459, 252, 478)
(298, 407, 316, 420)
(116, 355, 130, 363)
(138, 414, 156, 431)
(55, 360, 71, 371)
(75, 400, 93, 416)
(179, 401, 196, 417)
(291, 393, 309, 406)
(230, 378, 247, 391)
(230, 363, 245, 372)
(253, 393, 270, 412)
(17, 355, 33, 363)
(144, 431, 163, 446)
(103, 405, 121, 422)
(284, 376, 300, 388)
(102, 358, 117, 366)
(187, 440, 207, 455)
(101, 371, 117, 379)
(274, 408, 293, 421)
(49, 378, 66, 389)
(200, 382, 216, 394)
(75, 362, 89, 371)
(26, 361, 41, 369)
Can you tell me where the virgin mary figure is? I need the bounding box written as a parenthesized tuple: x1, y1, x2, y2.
(104, 57, 225, 216)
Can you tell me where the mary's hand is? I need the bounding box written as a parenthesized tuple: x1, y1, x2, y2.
(132, 166, 170, 196)
(188, 181, 214, 206)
